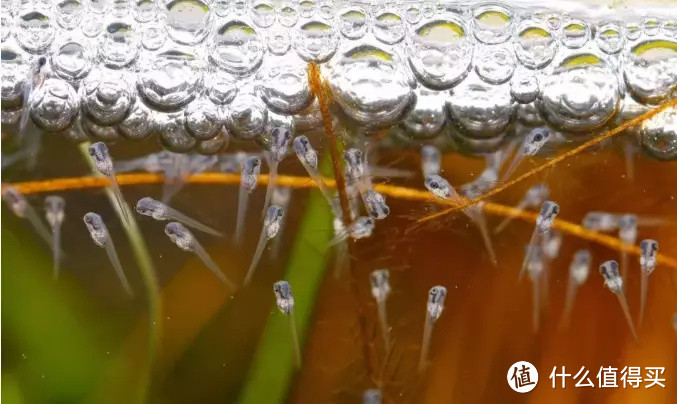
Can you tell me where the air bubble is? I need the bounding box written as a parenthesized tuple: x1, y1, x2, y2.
(266, 27, 291, 55)
(298, 1, 314, 18)
(258, 60, 312, 115)
(562, 19, 590, 49)
(538, 53, 620, 133)
(447, 124, 510, 155)
(542, 12, 562, 31)
(472, 4, 513, 45)
(118, 100, 154, 140)
(59, 119, 88, 142)
(663, 20, 677, 37)
(596, 23, 624, 54)
(157, 113, 197, 152)
(196, 129, 229, 155)
(447, 74, 515, 138)
(185, 98, 222, 140)
(90, 0, 110, 14)
(15, 8, 55, 53)
(317, 0, 333, 20)
(81, 115, 121, 140)
(56, 0, 85, 30)
(209, 20, 263, 76)
(517, 102, 545, 126)
(81, 70, 135, 125)
(81, 13, 103, 37)
(623, 39, 677, 104)
(474, 44, 516, 85)
(510, 68, 539, 104)
(163, 0, 212, 45)
(111, 0, 132, 18)
(100, 19, 139, 68)
(373, 11, 405, 44)
(205, 70, 238, 105)
(338, 7, 367, 40)
(643, 18, 660, 37)
(278, 2, 298, 27)
(618, 94, 650, 123)
(404, 5, 421, 24)
(4, 0, 676, 156)
(640, 106, 677, 160)
(135, 24, 159, 49)
(422, 3, 434, 18)
(293, 20, 338, 62)
(329, 45, 413, 127)
(514, 21, 558, 69)
(134, 0, 158, 23)
(224, 93, 267, 140)
(137, 49, 203, 112)
(51, 37, 93, 81)
(402, 88, 446, 139)
(213, 0, 229, 17)
(293, 99, 322, 133)
(408, 16, 474, 90)
(0, 0, 11, 15)
(232, 0, 248, 15)
(252, 1, 275, 28)
(1, 47, 29, 110)
(625, 22, 641, 40)
(29, 78, 79, 132)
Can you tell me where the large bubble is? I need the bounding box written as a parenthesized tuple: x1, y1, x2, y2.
(538, 53, 620, 133)
(30, 78, 80, 132)
(137, 49, 203, 112)
(329, 44, 414, 128)
(408, 16, 474, 90)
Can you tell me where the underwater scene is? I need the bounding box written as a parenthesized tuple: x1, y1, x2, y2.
(1, 0, 677, 403)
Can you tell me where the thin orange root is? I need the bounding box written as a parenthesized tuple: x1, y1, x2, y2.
(307, 61, 353, 227)
(416, 98, 677, 226)
(3, 172, 676, 271)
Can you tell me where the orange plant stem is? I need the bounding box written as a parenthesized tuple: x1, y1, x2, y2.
(416, 98, 677, 226)
(3, 172, 676, 271)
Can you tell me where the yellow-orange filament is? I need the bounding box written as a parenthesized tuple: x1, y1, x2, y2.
(307, 61, 353, 227)
(3, 172, 676, 271)
(416, 98, 677, 225)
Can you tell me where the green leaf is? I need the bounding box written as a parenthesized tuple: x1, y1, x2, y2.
(77, 142, 161, 404)
(1, 227, 104, 402)
(237, 159, 334, 403)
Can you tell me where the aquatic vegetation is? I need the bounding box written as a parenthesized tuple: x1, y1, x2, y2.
(2, 1, 677, 403)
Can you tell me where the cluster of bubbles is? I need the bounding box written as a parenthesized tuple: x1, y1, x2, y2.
(1, 0, 676, 159)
